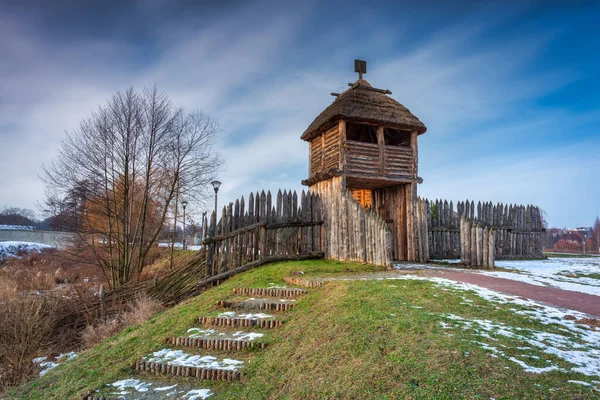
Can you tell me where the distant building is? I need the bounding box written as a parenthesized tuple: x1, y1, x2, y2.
(0, 224, 35, 231)
(564, 227, 592, 239)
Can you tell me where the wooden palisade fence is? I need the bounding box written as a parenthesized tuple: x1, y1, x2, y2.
(426, 200, 544, 260)
(309, 176, 392, 267)
(201, 189, 324, 275)
(460, 216, 495, 269)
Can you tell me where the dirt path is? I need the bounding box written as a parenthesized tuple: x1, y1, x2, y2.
(417, 269, 600, 318)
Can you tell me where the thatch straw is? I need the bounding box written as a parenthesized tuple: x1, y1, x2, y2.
(301, 79, 426, 141)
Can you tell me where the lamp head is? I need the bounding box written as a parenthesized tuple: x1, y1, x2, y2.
(181, 200, 188, 209)
(211, 180, 222, 193)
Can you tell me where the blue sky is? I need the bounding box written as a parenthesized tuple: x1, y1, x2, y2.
(0, 0, 599, 227)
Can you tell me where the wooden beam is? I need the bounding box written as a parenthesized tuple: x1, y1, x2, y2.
(410, 130, 418, 178)
(339, 119, 347, 174)
(377, 126, 384, 176)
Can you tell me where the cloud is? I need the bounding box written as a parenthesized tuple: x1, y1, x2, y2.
(0, 1, 597, 228)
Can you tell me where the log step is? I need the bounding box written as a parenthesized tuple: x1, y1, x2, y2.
(217, 300, 295, 312)
(282, 276, 323, 288)
(89, 397, 118, 400)
(199, 316, 283, 328)
(134, 360, 241, 381)
(164, 336, 267, 350)
(233, 287, 306, 298)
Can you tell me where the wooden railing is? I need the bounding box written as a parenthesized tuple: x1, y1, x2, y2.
(345, 141, 380, 176)
(202, 190, 324, 275)
(345, 141, 413, 179)
(384, 146, 413, 178)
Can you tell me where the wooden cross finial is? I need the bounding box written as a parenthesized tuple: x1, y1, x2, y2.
(354, 59, 367, 80)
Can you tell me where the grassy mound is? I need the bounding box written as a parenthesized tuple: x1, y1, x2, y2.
(7, 260, 599, 399)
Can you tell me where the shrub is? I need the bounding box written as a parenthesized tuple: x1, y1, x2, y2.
(81, 295, 163, 349)
(0, 295, 60, 390)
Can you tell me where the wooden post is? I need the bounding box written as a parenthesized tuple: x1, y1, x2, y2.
(482, 227, 489, 268)
(339, 120, 347, 173)
(488, 229, 495, 269)
(411, 130, 418, 178)
(470, 223, 477, 267)
(377, 126, 385, 176)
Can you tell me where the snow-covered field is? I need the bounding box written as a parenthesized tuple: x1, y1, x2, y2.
(430, 257, 600, 296)
(0, 241, 55, 260)
(483, 257, 600, 296)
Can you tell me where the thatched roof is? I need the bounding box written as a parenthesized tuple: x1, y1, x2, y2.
(301, 79, 427, 141)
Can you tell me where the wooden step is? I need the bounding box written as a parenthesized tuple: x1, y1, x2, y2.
(89, 397, 118, 400)
(164, 336, 267, 351)
(134, 360, 242, 381)
(199, 316, 283, 328)
(217, 299, 295, 312)
(282, 276, 323, 288)
(233, 287, 306, 298)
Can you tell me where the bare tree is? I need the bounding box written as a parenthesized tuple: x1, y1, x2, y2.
(591, 216, 600, 254)
(42, 87, 222, 287)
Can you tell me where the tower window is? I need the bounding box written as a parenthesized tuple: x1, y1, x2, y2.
(346, 123, 377, 144)
(384, 128, 411, 146)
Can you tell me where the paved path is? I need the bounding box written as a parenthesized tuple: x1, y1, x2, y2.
(419, 269, 600, 318)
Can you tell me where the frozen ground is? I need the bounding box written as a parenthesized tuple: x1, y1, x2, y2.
(141, 349, 243, 371)
(427, 257, 600, 296)
(186, 328, 264, 341)
(379, 274, 600, 386)
(217, 311, 274, 319)
(93, 378, 212, 399)
(0, 241, 55, 260)
(482, 257, 600, 296)
(32, 352, 77, 376)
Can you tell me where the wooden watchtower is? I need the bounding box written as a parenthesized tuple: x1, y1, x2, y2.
(301, 60, 427, 261)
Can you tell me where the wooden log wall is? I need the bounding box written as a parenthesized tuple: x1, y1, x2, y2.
(427, 200, 544, 260)
(309, 176, 392, 266)
(384, 145, 413, 178)
(345, 141, 380, 176)
(460, 216, 495, 268)
(309, 125, 339, 177)
(202, 190, 324, 275)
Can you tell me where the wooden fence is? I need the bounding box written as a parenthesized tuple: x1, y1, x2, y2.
(201, 190, 325, 274)
(427, 200, 544, 260)
(309, 176, 392, 266)
(460, 217, 495, 268)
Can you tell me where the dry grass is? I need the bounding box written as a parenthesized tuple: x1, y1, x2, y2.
(0, 250, 108, 393)
(0, 295, 61, 390)
(81, 294, 164, 349)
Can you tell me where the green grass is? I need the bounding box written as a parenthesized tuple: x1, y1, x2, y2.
(7, 259, 599, 399)
(544, 252, 599, 259)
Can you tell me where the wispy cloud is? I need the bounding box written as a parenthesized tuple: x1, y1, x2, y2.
(0, 2, 598, 227)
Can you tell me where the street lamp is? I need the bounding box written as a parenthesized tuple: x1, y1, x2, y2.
(211, 180, 221, 214)
(181, 200, 188, 250)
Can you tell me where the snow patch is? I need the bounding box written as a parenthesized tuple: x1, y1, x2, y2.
(186, 328, 263, 341)
(101, 379, 213, 398)
(217, 311, 273, 319)
(33, 352, 77, 376)
(142, 349, 243, 371)
(0, 241, 55, 260)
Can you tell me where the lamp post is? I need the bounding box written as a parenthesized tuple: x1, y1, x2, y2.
(181, 200, 188, 250)
(211, 180, 221, 214)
